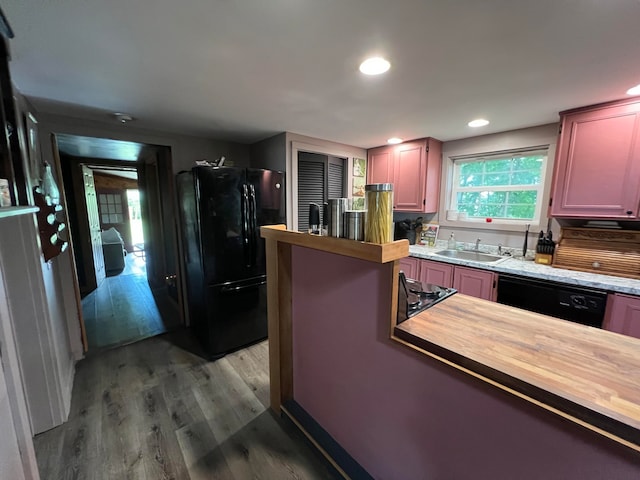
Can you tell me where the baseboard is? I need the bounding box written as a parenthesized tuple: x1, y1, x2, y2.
(281, 400, 374, 480)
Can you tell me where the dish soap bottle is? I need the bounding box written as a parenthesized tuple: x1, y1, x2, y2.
(447, 233, 456, 250)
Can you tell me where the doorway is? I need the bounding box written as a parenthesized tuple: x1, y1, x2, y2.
(55, 134, 182, 352)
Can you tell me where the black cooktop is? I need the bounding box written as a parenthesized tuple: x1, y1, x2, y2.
(397, 273, 457, 324)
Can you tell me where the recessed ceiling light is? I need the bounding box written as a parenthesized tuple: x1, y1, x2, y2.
(359, 57, 391, 75)
(387, 137, 403, 144)
(113, 112, 134, 123)
(468, 118, 490, 128)
(627, 84, 640, 96)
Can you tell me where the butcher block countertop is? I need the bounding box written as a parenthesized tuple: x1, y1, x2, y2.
(393, 294, 640, 451)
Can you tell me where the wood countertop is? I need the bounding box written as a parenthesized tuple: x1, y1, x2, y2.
(393, 294, 640, 451)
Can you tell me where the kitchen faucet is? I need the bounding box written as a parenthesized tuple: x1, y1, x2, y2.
(474, 238, 481, 251)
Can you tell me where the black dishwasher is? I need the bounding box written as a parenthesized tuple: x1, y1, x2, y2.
(496, 274, 607, 328)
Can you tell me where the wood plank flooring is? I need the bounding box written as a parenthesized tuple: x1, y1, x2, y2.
(34, 333, 338, 480)
(82, 254, 181, 351)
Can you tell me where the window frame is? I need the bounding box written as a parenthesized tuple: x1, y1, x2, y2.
(442, 145, 552, 232)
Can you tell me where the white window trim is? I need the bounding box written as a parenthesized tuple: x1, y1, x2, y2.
(440, 144, 555, 232)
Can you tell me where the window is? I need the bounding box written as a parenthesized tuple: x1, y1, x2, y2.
(450, 148, 548, 225)
(98, 193, 124, 224)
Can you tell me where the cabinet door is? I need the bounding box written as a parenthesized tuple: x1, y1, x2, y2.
(603, 293, 640, 339)
(418, 259, 453, 288)
(394, 142, 425, 212)
(550, 101, 640, 218)
(399, 257, 419, 280)
(367, 147, 394, 186)
(453, 266, 496, 301)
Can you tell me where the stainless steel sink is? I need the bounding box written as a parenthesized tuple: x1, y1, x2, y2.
(434, 249, 507, 264)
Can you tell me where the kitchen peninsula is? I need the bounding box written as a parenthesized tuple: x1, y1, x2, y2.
(260, 225, 640, 479)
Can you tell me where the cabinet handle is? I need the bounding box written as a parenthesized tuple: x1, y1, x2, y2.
(626, 210, 633, 215)
(592, 261, 601, 269)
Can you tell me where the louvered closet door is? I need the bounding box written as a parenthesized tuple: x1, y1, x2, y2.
(327, 157, 344, 200)
(298, 159, 325, 232)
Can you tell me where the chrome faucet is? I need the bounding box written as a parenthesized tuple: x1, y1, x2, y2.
(474, 238, 481, 251)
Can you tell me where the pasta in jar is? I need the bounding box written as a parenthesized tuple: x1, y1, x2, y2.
(364, 183, 393, 243)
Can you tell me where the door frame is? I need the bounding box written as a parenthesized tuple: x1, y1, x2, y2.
(52, 135, 182, 353)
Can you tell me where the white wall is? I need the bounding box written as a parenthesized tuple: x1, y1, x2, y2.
(437, 123, 560, 252)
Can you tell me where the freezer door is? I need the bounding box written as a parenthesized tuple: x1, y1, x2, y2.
(198, 276, 268, 358)
(245, 168, 286, 274)
(194, 166, 250, 284)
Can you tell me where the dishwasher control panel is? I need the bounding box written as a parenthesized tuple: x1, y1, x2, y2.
(557, 292, 605, 313)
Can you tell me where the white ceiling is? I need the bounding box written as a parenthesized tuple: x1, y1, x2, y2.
(4, 0, 640, 148)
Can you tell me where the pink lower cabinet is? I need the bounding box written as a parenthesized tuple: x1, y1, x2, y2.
(603, 293, 640, 339)
(418, 259, 454, 287)
(399, 257, 419, 279)
(453, 266, 497, 301)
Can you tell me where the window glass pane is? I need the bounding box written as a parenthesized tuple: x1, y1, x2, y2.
(102, 214, 109, 223)
(513, 156, 544, 170)
(107, 194, 114, 203)
(506, 204, 536, 219)
(115, 203, 122, 213)
(110, 214, 118, 223)
(114, 214, 123, 223)
(511, 170, 540, 185)
(99, 194, 107, 203)
(453, 151, 546, 222)
(484, 172, 510, 186)
(508, 191, 537, 204)
(484, 160, 511, 173)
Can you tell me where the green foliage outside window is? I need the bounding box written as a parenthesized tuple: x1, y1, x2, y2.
(454, 154, 545, 221)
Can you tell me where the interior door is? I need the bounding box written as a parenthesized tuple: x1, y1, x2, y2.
(137, 146, 182, 321)
(82, 165, 106, 288)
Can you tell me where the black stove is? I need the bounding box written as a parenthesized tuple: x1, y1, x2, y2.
(397, 272, 456, 324)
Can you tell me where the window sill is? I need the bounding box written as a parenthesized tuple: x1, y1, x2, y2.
(439, 217, 544, 233)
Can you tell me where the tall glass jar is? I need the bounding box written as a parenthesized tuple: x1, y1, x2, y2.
(364, 183, 393, 243)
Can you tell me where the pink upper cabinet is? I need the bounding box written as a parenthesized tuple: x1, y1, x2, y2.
(550, 99, 640, 218)
(367, 138, 442, 213)
(367, 148, 394, 186)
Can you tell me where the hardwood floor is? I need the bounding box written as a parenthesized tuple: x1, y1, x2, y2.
(82, 253, 181, 351)
(34, 334, 338, 480)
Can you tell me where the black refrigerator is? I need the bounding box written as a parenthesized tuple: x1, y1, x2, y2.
(176, 166, 285, 358)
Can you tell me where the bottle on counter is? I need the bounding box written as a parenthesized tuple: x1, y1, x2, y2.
(447, 233, 456, 250)
(308, 203, 320, 235)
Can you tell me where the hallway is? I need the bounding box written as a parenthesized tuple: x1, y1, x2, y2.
(82, 252, 181, 351)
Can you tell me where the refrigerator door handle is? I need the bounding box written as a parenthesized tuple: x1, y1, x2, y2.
(249, 184, 258, 267)
(220, 279, 267, 293)
(242, 184, 251, 267)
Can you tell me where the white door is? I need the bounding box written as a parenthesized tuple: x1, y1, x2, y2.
(83, 166, 106, 287)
